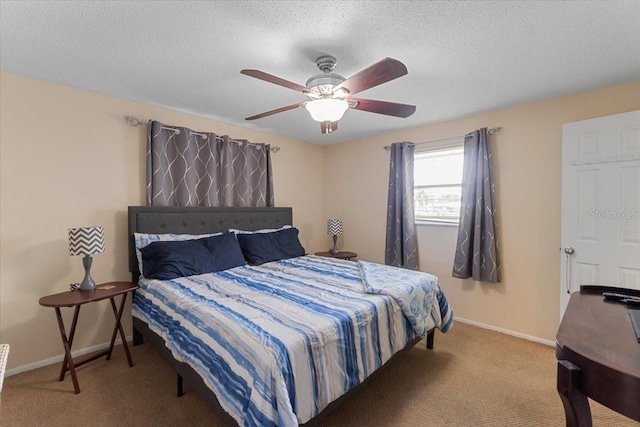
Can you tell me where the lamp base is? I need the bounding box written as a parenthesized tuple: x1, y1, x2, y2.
(329, 235, 339, 255)
(79, 255, 96, 291)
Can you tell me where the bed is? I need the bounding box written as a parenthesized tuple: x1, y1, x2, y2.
(128, 206, 453, 426)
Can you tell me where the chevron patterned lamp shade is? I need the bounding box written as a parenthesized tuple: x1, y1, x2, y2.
(327, 219, 343, 255)
(69, 226, 105, 291)
(327, 219, 343, 236)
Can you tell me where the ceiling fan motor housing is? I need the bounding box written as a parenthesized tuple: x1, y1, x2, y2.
(306, 55, 347, 96)
(306, 73, 346, 94)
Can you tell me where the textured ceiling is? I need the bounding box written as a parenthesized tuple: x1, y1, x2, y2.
(1, 1, 639, 145)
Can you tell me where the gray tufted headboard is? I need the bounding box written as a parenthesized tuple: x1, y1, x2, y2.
(127, 206, 293, 281)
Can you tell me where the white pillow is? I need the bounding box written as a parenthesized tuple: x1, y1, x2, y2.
(228, 225, 292, 235)
(134, 232, 222, 278)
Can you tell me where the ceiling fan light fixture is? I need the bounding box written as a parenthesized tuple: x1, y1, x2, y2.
(305, 98, 349, 122)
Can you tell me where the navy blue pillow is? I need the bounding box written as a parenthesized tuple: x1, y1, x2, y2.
(141, 239, 215, 280)
(141, 233, 246, 280)
(199, 232, 246, 271)
(236, 227, 306, 266)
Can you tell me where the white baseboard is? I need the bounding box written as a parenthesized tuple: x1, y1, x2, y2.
(7, 320, 554, 377)
(5, 335, 133, 378)
(454, 317, 556, 347)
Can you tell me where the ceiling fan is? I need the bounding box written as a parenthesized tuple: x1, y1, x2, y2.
(241, 55, 416, 134)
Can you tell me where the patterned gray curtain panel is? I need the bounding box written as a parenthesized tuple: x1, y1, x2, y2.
(452, 128, 501, 282)
(147, 121, 274, 207)
(385, 142, 419, 270)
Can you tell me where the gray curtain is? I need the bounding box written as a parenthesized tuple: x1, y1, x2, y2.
(147, 121, 274, 207)
(452, 128, 500, 282)
(385, 142, 419, 269)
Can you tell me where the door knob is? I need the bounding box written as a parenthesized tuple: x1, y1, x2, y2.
(564, 247, 575, 294)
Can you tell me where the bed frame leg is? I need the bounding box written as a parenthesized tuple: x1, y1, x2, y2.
(426, 330, 435, 349)
(177, 374, 184, 397)
(133, 326, 144, 346)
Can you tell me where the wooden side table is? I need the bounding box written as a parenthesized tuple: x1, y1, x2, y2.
(556, 285, 640, 424)
(39, 281, 139, 394)
(314, 251, 358, 261)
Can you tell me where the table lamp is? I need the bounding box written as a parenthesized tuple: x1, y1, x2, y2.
(68, 226, 105, 291)
(327, 219, 343, 255)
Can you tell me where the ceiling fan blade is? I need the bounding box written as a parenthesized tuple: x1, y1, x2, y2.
(333, 58, 408, 95)
(245, 102, 305, 120)
(320, 121, 338, 134)
(350, 98, 416, 118)
(241, 69, 309, 93)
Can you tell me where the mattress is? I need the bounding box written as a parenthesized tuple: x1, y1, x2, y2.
(132, 255, 453, 426)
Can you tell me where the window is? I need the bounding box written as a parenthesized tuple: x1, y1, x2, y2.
(414, 143, 464, 224)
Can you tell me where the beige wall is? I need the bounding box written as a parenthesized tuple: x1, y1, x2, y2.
(0, 71, 325, 371)
(325, 80, 640, 342)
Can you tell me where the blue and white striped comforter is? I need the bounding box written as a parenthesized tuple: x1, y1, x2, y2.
(132, 255, 453, 427)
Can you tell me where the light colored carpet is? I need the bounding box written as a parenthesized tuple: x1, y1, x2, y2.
(1, 322, 637, 426)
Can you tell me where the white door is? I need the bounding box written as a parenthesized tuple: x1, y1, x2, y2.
(560, 110, 640, 318)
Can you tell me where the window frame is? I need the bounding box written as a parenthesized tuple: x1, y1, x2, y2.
(413, 138, 465, 227)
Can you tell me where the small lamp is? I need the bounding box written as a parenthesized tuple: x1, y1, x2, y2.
(327, 219, 343, 255)
(68, 226, 105, 291)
